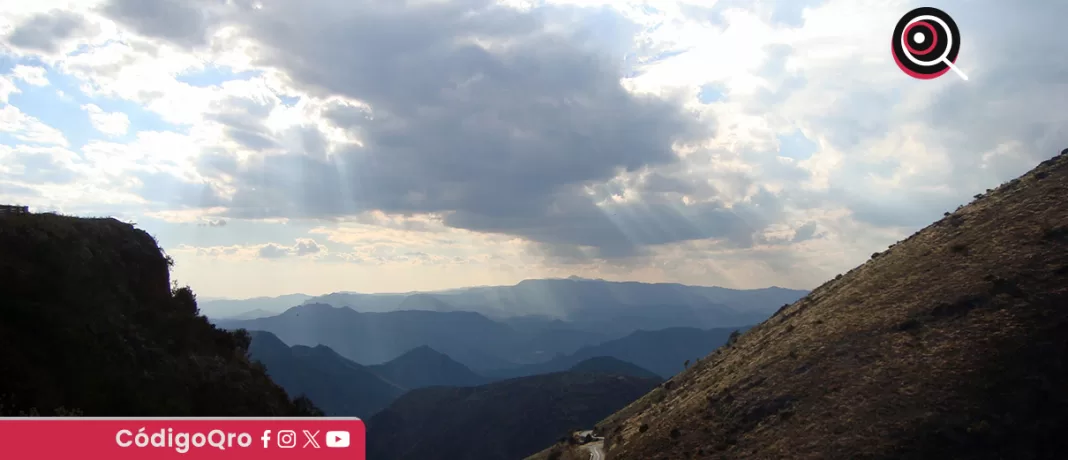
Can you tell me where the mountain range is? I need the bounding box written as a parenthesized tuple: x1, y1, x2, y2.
(221, 305, 526, 371)
(566, 356, 661, 380)
(486, 326, 747, 379)
(247, 331, 406, 417)
(368, 345, 489, 389)
(206, 278, 807, 333)
(202, 294, 314, 319)
(220, 301, 763, 373)
(244, 326, 725, 418)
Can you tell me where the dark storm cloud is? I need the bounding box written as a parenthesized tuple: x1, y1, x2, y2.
(5, 9, 97, 54)
(444, 180, 781, 258)
(791, 221, 818, 243)
(97, 0, 731, 255)
(100, 0, 224, 48)
(95, 0, 822, 257)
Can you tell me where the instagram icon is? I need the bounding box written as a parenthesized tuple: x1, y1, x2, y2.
(277, 430, 297, 449)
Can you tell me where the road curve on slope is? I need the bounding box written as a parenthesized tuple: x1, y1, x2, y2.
(586, 442, 604, 460)
(574, 430, 604, 460)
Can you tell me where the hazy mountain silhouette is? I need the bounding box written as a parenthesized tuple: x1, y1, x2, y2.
(217, 308, 276, 320)
(487, 326, 746, 379)
(199, 294, 313, 319)
(206, 280, 807, 336)
(367, 371, 659, 460)
(247, 331, 405, 417)
(568, 357, 661, 380)
(307, 279, 805, 331)
(218, 304, 522, 371)
(368, 345, 488, 389)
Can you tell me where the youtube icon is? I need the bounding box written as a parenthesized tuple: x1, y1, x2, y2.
(326, 431, 350, 448)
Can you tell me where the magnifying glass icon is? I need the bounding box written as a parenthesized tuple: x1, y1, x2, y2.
(902, 15, 968, 80)
(892, 7, 967, 81)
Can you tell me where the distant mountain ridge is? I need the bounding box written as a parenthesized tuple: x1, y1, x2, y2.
(247, 331, 404, 418)
(219, 305, 522, 371)
(487, 326, 747, 379)
(310, 279, 804, 330)
(568, 357, 661, 380)
(203, 279, 807, 331)
(200, 294, 314, 319)
(248, 333, 495, 417)
(214, 280, 804, 372)
(220, 304, 757, 375)
(368, 345, 488, 389)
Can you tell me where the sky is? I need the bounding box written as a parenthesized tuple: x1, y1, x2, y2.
(0, 0, 1065, 299)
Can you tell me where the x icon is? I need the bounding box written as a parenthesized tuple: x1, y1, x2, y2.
(303, 430, 321, 449)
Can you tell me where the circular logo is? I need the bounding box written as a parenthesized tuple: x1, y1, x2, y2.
(892, 7, 966, 80)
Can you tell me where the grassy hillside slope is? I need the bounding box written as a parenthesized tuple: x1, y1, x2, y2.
(591, 149, 1068, 459)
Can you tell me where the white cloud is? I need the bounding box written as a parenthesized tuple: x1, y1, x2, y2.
(11, 65, 48, 86)
(0, 75, 18, 102)
(0, 104, 68, 146)
(81, 103, 130, 135)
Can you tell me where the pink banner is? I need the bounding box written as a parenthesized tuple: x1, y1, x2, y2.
(0, 417, 365, 459)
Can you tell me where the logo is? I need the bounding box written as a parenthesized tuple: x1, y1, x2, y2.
(277, 430, 297, 449)
(303, 430, 321, 448)
(326, 431, 350, 448)
(891, 7, 967, 80)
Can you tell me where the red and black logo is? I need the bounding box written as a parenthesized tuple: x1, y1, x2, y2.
(892, 7, 965, 80)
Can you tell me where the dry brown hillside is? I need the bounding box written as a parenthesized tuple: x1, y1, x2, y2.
(590, 149, 1068, 460)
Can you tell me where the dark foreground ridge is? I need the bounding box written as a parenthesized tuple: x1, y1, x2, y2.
(0, 213, 320, 416)
(367, 371, 659, 460)
(533, 149, 1068, 460)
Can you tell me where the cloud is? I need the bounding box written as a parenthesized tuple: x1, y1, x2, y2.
(252, 238, 327, 259)
(294, 239, 322, 256)
(81, 103, 131, 136)
(101, 0, 226, 49)
(98, 0, 720, 257)
(12, 65, 49, 86)
(257, 243, 290, 259)
(3, 9, 100, 56)
(0, 105, 68, 146)
(0, 75, 17, 102)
